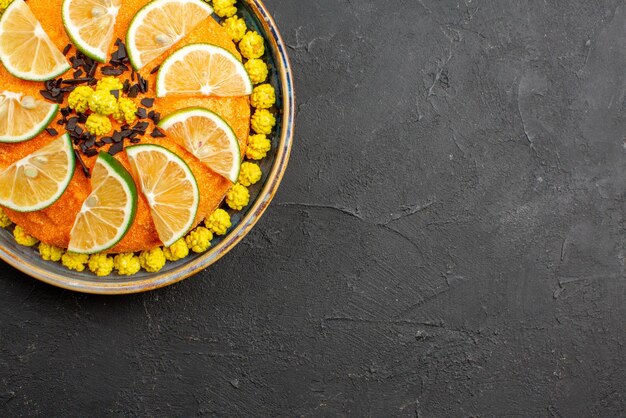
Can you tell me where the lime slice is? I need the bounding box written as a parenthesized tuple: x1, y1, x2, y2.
(62, 0, 121, 63)
(156, 43, 252, 98)
(0, 91, 59, 143)
(126, 0, 213, 71)
(126, 144, 199, 247)
(0, 0, 71, 81)
(158, 107, 241, 183)
(68, 152, 137, 254)
(0, 133, 75, 212)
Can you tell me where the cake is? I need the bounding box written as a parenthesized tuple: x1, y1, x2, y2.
(0, 0, 277, 275)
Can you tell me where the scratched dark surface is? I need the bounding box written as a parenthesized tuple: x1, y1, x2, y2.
(2, 0, 626, 416)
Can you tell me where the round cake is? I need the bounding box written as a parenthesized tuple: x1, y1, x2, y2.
(0, 0, 276, 275)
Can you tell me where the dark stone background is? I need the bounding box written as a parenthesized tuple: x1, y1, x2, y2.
(1, 0, 626, 416)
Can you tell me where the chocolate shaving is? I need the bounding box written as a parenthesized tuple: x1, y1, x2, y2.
(62, 78, 91, 85)
(150, 128, 166, 138)
(138, 74, 148, 93)
(66, 117, 78, 132)
(140, 98, 154, 108)
(84, 137, 96, 149)
(101, 66, 124, 76)
(132, 121, 149, 133)
(74, 149, 91, 178)
(148, 111, 161, 124)
(88, 63, 98, 79)
(108, 141, 124, 156)
(135, 107, 147, 119)
(40, 90, 63, 104)
(84, 149, 98, 157)
(128, 85, 139, 98)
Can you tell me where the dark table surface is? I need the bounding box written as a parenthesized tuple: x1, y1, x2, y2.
(2, 0, 626, 416)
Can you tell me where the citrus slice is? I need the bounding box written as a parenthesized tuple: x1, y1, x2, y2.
(126, 0, 213, 71)
(0, 91, 59, 143)
(0, 133, 75, 212)
(126, 144, 199, 247)
(68, 152, 137, 254)
(62, 0, 122, 63)
(156, 43, 252, 98)
(158, 108, 241, 183)
(0, 0, 71, 81)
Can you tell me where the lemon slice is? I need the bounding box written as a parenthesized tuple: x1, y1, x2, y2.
(0, 133, 75, 212)
(62, 0, 121, 63)
(68, 152, 137, 254)
(126, 144, 199, 247)
(0, 91, 59, 143)
(126, 0, 213, 71)
(156, 44, 252, 98)
(159, 107, 241, 183)
(0, 0, 71, 81)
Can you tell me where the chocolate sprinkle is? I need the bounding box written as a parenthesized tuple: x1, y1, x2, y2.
(66, 117, 78, 132)
(117, 42, 127, 59)
(135, 107, 147, 119)
(84, 149, 99, 157)
(150, 65, 160, 75)
(40, 90, 63, 104)
(84, 137, 96, 149)
(108, 141, 124, 156)
(148, 111, 161, 124)
(88, 63, 98, 78)
(101, 66, 124, 76)
(150, 128, 166, 138)
(74, 150, 91, 178)
(140, 98, 154, 108)
(132, 122, 149, 133)
(138, 75, 148, 93)
(119, 129, 133, 138)
(63, 44, 72, 55)
(62, 78, 91, 85)
(128, 85, 139, 98)
(45, 128, 58, 136)
(111, 90, 120, 99)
